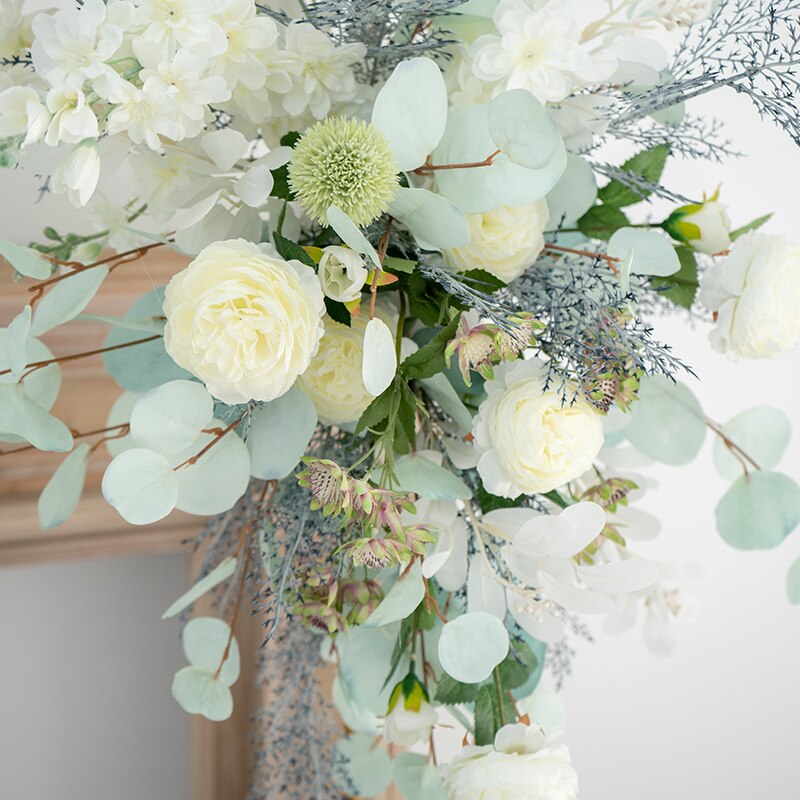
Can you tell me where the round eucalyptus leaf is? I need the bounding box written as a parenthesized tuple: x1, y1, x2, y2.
(625, 376, 705, 465)
(247, 388, 317, 480)
(335, 734, 393, 798)
(103, 286, 191, 392)
(485, 143, 567, 208)
(105, 391, 140, 457)
(389, 186, 470, 249)
(30, 266, 109, 336)
(101, 447, 178, 525)
(716, 471, 800, 551)
(362, 563, 426, 628)
(37, 443, 91, 530)
(608, 228, 680, 278)
(545, 154, 598, 228)
(712, 406, 791, 481)
(393, 752, 448, 800)
(331, 675, 381, 735)
(438, 612, 510, 684)
(171, 666, 234, 722)
(172, 420, 251, 516)
(182, 616, 240, 686)
(394, 454, 472, 500)
(488, 89, 561, 169)
(362, 317, 397, 397)
(787, 558, 800, 605)
(130, 380, 214, 455)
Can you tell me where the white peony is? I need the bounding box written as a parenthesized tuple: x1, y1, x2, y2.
(699, 231, 800, 359)
(474, 359, 604, 497)
(442, 723, 579, 800)
(471, 0, 616, 104)
(318, 246, 368, 303)
(298, 307, 394, 425)
(163, 238, 325, 404)
(444, 201, 549, 284)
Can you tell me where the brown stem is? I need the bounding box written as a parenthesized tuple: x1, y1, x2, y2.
(1, 334, 163, 380)
(173, 413, 246, 471)
(543, 243, 621, 274)
(423, 578, 448, 624)
(414, 149, 502, 175)
(705, 416, 762, 473)
(0, 422, 130, 458)
(371, 217, 394, 319)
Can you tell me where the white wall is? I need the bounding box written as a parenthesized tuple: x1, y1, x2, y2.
(0, 554, 190, 800)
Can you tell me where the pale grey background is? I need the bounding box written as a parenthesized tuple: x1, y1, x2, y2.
(1, 18, 800, 800)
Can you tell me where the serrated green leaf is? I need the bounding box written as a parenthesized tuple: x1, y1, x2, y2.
(597, 145, 670, 207)
(730, 213, 773, 241)
(401, 313, 461, 381)
(434, 673, 479, 705)
(354, 380, 398, 434)
(473, 680, 516, 746)
(324, 297, 351, 326)
(460, 268, 506, 292)
(273, 232, 317, 268)
(577, 204, 631, 241)
(651, 246, 698, 309)
(497, 640, 539, 691)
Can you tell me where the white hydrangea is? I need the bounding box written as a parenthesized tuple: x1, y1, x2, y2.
(133, 0, 227, 59)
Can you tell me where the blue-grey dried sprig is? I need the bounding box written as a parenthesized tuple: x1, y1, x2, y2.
(590, 161, 695, 205)
(1, 54, 33, 67)
(608, 0, 800, 145)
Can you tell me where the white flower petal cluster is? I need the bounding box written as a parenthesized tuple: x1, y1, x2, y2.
(0, 0, 35, 63)
(473, 358, 604, 498)
(163, 238, 325, 404)
(632, 0, 714, 29)
(442, 723, 578, 800)
(444, 200, 549, 284)
(383, 699, 438, 747)
(471, 0, 617, 104)
(700, 231, 800, 359)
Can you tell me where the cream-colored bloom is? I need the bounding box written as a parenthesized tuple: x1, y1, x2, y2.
(442, 723, 579, 800)
(383, 700, 438, 747)
(51, 139, 100, 207)
(298, 307, 394, 425)
(665, 196, 731, 256)
(474, 359, 604, 497)
(699, 231, 800, 359)
(444, 200, 549, 284)
(0, 85, 50, 146)
(318, 246, 368, 303)
(164, 239, 325, 404)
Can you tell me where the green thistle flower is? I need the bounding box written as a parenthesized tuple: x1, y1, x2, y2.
(288, 116, 399, 227)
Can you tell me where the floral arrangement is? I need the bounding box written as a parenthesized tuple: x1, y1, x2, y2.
(2, 0, 800, 797)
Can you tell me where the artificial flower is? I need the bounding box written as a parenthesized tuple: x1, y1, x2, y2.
(44, 85, 99, 146)
(0, 0, 35, 62)
(105, 79, 183, 149)
(473, 359, 604, 498)
(441, 723, 579, 800)
(50, 139, 101, 207)
(700, 231, 800, 358)
(633, 0, 714, 29)
(163, 238, 325, 404)
(383, 675, 438, 747)
(664, 192, 732, 255)
(317, 246, 369, 303)
(0, 85, 50, 146)
(133, 0, 227, 59)
(444, 200, 549, 283)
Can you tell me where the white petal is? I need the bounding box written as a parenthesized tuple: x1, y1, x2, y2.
(234, 164, 274, 208)
(467, 555, 506, 619)
(201, 129, 249, 170)
(362, 317, 397, 396)
(538, 571, 614, 615)
(481, 507, 541, 542)
(541, 502, 607, 558)
(372, 57, 447, 171)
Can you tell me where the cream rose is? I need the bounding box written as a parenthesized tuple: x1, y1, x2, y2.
(318, 245, 368, 303)
(442, 723, 579, 800)
(163, 238, 325, 404)
(298, 305, 395, 425)
(699, 231, 800, 358)
(474, 359, 603, 498)
(444, 201, 549, 284)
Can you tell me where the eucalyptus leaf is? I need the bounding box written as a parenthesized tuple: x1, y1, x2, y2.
(389, 187, 470, 249)
(162, 557, 237, 620)
(393, 752, 448, 800)
(102, 447, 178, 525)
(172, 666, 234, 721)
(37, 443, 91, 529)
(130, 380, 214, 455)
(712, 406, 791, 481)
(335, 734, 393, 798)
(394, 454, 472, 500)
(545, 154, 598, 228)
(438, 612, 509, 683)
(716, 471, 800, 551)
(247, 387, 317, 480)
(418, 374, 473, 436)
(0, 382, 73, 452)
(77, 313, 166, 334)
(625, 376, 705, 465)
(363, 563, 426, 628)
(105, 390, 139, 457)
(362, 317, 397, 397)
(327, 205, 381, 269)
(608, 228, 680, 278)
(0, 238, 52, 279)
(787, 558, 800, 605)
(182, 616, 240, 686)
(30, 266, 109, 336)
(7, 305, 31, 378)
(488, 89, 561, 169)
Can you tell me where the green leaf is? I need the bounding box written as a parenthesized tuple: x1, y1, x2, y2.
(417, 373, 473, 436)
(172, 666, 234, 722)
(476, 482, 524, 513)
(269, 133, 300, 202)
(246, 387, 317, 480)
(473, 681, 516, 746)
(30, 266, 109, 336)
(651, 246, 698, 309)
(497, 639, 539, 691)
(162, 556, 237, 619)
(577, 204, 631, 241)
(730, 213, 772, 241)
(336, 734, 392, 797)
(434, 673, 479, 705)
(438, 612, 509, 684)
(362, 563, 426, 628)
(712, 407, 791, 481)
(0, 382, 73, 452)
(324, 297, 351, 326)
(393, 752, 448, 800)
(787, 558, 800, 605)
(597, 145, 670, 207)
(401, 313, 461, 381)
(460, 268, 506, 292)
(716, 471, 800, 551)
(7, 305, 31, 379)
(383, 255, 416, 274)
(272, 231, 317, 268)
(0, 237, 53, 279)
(355, 380, 398, 434)
(77, 314, 166, 334)
(182, 616, 240, 685)
(37, 443, 91, 529)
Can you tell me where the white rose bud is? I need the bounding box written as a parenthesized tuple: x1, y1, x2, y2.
(664, 194, 731, 255)
(163, 238, 325, 404)
(51, 139, 101, 207)
(474, 359, 603, 498)
(442, 723, 579, 800)
(444, 201, 549, 284)
(382, 676, 438, 747)
(318, 245, 368, 303)
(699, 231, 800, 359)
